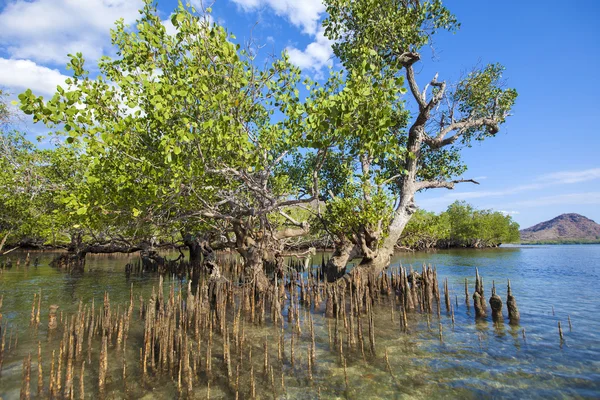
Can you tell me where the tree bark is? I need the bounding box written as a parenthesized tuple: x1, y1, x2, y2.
(184, 234, 203, 268)
(232, 222, 272, 292)
(200, 241, 217, 272)
(346, 252, 392, 288)
(325, 240, 360, 282)
(329, 201, 417, 285)
(241, 246, 272, 293)
(0, 231, 9, 253)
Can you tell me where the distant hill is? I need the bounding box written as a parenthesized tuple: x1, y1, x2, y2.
(520, 213, 600, 243)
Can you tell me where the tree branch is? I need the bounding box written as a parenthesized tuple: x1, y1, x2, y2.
(425, 73, 446, 114)
(278, 210, 303, 227)
(406, 64, 426, 110)
(415, 178, 480, 191)
(423, 117, 500, 149)
(395, 51, 421, 68)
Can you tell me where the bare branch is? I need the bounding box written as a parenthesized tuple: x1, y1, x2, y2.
(406, 65, 426, 110)
(423, 117, 500, 149)
(278, 209, 302, 227)
(283, 247, 316, 259)
(426, 74, 446, 113)
(415, 178, 480, 191)
(379, 174, 403, 187)
(392, 51, 421, 67)
(271, 150, 288, 167)
(207, 166, 276, 203)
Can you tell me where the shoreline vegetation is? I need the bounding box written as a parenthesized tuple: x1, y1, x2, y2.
(2, 201, 520, 255)
(1, 0, 519, 284)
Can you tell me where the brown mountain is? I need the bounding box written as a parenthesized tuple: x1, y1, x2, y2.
(520, 213, 600, 242)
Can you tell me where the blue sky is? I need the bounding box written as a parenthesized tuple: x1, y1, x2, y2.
(0, 0, 599, 229)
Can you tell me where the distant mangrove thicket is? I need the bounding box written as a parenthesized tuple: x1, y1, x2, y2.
(399, 201, 520, 250)
(1, 0, 516, 286)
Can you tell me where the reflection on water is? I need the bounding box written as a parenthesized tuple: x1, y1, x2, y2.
(0, 245, 599, 399)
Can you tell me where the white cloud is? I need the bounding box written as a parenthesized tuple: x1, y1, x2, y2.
(0, 0, 143, 65)
(229, 0, 332, 76)
(162, 13, 214, 37)
(162, 18, 179, 37)
(419, 167, 600, 209)
(503, 192, 600, 208)
(539, 168, 600, 184)
(499, 210, 520, 215)
(419, 182, 545, 208)
(230, 0, 325, 35)
(0, 58, 70, 97)
(286, 27, 333, 74)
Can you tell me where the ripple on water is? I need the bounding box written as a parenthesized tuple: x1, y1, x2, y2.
(1, 247, 600, 398)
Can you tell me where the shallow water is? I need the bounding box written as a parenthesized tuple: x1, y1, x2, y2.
(0, 245, 599, 399)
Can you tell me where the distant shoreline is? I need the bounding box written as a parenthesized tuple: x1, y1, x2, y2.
(520, 240, 600, 245)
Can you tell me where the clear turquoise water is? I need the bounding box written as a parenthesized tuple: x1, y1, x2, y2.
(0, 245, 599, 399)
(386, 245, 600, 398)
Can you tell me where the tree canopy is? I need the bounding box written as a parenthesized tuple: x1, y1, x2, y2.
(311, 0, 517, 280)
(11, 0, 517, 283)
(0, 90, 82, 251)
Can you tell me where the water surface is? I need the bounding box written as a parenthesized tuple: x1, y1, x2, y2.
(0, 245, 599, 399)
